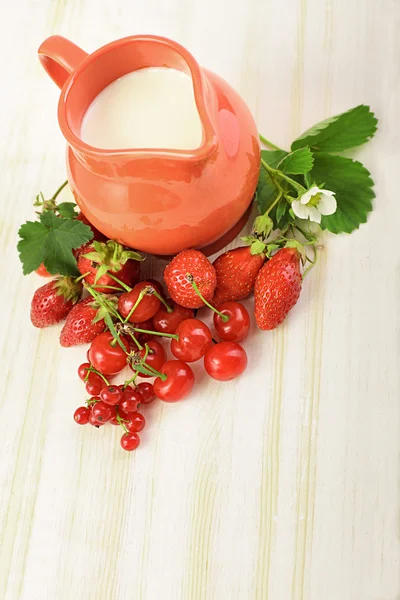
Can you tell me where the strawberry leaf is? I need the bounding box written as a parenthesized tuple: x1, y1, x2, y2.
(17, 213, 93, 276)
(291, 105, 378, 152)
(277, 147, 314, 174)
(310, 153, 375, 233)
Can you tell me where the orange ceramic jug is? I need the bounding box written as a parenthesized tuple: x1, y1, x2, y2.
(38, 35, 260, 255)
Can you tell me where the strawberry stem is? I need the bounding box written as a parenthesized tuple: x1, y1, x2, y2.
(259, 134, 284, 152)
(188, 278, 229, 322)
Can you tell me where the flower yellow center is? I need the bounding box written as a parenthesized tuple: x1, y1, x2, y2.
(307, 193, 321, 208)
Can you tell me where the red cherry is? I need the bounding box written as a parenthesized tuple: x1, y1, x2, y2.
(135, 341, 166, 378)
(126, 413, 146, 433)
(118, 281, 161, 323)
(204, 341, 247, 381)
(213, 302, 250, 342)
(152, 300, 194, 334)
(171, 318, 212, 362)
(73, 406, 90, 425)
(77, 362, 91, 381)
(153, 360, 195, 402)
(88, 331, 129, 375)
(91, 401, 113, 423)
(119, 388, 142, 413)
(136, 382, 155, 404)
(133, 319, 157, 344)
(100, 385, 123, 406)
(120, 432, 141, 451)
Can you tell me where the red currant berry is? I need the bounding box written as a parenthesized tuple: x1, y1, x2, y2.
(204, 341, 247, 381)
(120, 432, 141, 451)
(100, 384, 123, 406)
(213, 302, 250, 343)
(153, 360, 195, 402)
(126, 413, 146, 433)
(119, 389, 142, 414)
(77, 362, 91, 381)
(73, 406, 90, 425)
(152, 300, 194, 334)
(89, 413, 105, 427)
(171, 318, 212, 362)
(85, 377, 104, 396)
(136, 382, 155, 404)
(118, 281, 161, 323)
(91, 400, 113, 423)
(110, 408, 129, 426)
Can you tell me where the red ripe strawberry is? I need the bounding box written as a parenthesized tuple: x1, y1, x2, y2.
(77, 240, 143, 293)
(212, 246, 265, 306)
(59, 297, 107, 347)
(30, 277, 82, 328)
(35, 263, 52, 277)
(164, 249, 217, 309)
(254, 247, 302, 330)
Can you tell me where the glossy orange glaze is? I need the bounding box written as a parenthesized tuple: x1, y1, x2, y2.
(38, 35, 260, 255)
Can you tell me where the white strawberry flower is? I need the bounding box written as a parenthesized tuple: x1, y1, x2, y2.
(291, 185, 337, 224)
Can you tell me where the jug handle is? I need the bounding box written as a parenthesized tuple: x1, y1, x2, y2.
(38, 35, 88, 89)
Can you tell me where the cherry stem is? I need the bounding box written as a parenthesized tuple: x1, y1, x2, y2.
(189, 278, 229, 322)
(123, 289, 147, 323)
(147, 287, 172, 313)
(128, 332, 143, 351)
(75, 271, 90, 282)
(85, 285, 123, 322)
(131, 326, 178, 340)
(106, 273, 132, 292)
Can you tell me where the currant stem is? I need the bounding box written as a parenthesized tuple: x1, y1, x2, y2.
(85, 366, 109, 385)
(259, 134, 284, 152)
(52, 180, 68, 201)
(189, 279, 229, 322)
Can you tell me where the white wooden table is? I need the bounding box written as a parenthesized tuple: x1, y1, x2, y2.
(1, 1, 399, 599)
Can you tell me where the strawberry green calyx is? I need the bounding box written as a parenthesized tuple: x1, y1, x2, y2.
(83, 240, 144, 273)
(53, 276, 83, 304)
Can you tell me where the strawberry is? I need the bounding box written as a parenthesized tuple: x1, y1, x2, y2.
(164, 249, 217, 309)
(35, 263, 52, 277)
(254, 247, 302, 330)
(212, 246, 265, 306)
(30, 277, 83, 328)
(60, 297, 107, 347)
(77, 240, 143, 293)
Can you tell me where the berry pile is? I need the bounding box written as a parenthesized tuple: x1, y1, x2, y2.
(28, 190, 305, 452)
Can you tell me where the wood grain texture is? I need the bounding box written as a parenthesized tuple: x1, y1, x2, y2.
(0, 0, 399, 599)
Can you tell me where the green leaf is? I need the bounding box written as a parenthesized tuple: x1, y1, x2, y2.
(275, 200, 288, 224)
(250, 240, 266, 255)
(310, 153, 375, 233)
(278, 147, 314, 175)
(57, 202, 78, 219)
(257, 150, 287, 214)
(17, 221, 47, 274)
(17, 212, 93, 276)
(291, 105, 378, 153)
